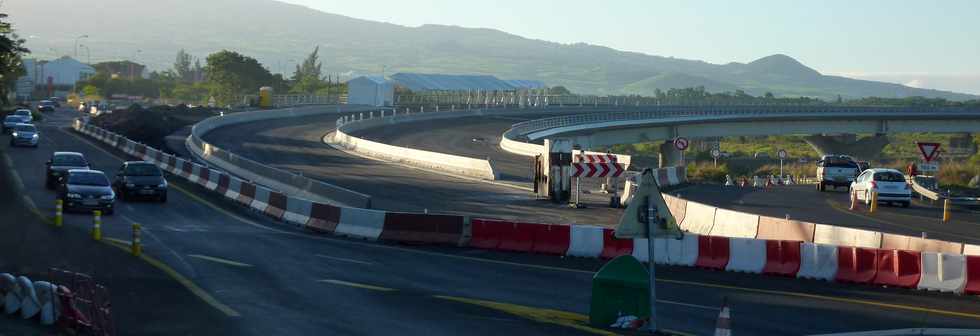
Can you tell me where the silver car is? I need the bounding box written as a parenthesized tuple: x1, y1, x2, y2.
(9, 123, 39, 147)
(2, 115, 29, 133)
(14, 109, 33, 123)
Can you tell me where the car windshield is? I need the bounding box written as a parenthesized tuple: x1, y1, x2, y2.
(15, 110, 30, 116)
(823, 157, 857, 168)
(68, 172, 110, 186)
(53, 155, 87, 166)
(40, 100, 53, 105)
(4, 115, 22, 122)
(125, 164, 162, 176)
(874, 171, 905, 182)
(14, 125, 36, 132)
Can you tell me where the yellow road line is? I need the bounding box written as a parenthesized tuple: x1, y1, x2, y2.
(434, 295, 620, 336)
(187, 254, 253, 268)
(658, 278, 980, 320)
(101, 238, 241, 317)
(316, 279, 396, 292)
(825, 199, 978, 243)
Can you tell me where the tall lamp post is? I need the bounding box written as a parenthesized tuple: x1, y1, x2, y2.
(74, 34, 89, 58)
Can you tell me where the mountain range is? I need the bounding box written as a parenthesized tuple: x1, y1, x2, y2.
(6, 0, 976, 100)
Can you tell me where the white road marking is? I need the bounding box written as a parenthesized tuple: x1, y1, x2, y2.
(315, 254, 374, 265)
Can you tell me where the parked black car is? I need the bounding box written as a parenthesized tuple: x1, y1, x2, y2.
(58, 169, 115, 214)
(112, 161, 168, 202)
(46, 152, 90, 189)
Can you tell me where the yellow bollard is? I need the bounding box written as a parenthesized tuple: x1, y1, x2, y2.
(91, 210, 102, 241)
(943, 198, 951, 223)
(54, 200, 63, 227)
(849, 190, 858, 211)
(869, 191, 878, 214)
(131, 223, 142, 256)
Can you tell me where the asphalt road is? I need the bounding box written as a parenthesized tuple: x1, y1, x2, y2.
(191, 106, 980, 334)
(203, 111, 623, 224)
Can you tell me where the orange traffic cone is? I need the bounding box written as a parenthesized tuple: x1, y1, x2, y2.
(714, 299, 732, 336)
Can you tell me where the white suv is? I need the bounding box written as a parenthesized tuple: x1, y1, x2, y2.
(816, 154, 859, 191)
(850, 168, 912, 208)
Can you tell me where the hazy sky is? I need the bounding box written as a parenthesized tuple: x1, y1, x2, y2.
(279, 0, 980, 94)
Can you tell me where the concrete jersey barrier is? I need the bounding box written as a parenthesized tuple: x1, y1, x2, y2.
(330, 128, 500, 180)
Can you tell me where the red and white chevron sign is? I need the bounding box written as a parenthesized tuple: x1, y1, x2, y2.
(575, 153, 618, 163)
(572, 162, 624, 178)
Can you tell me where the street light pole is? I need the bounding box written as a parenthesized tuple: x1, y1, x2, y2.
(74, 35, 88, 58)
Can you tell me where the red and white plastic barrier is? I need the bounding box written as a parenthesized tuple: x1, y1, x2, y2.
(725, 237, 766, 273)
(918, 252, 966, 293)
(798, 242, 838, 281)
(336, 207, 385, 240)
(567, 225, 604, 258)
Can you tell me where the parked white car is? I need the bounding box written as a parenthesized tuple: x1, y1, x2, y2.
(850, 168, 911, 208)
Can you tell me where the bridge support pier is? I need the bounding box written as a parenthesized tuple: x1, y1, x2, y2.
(658, 141, 684, 168)
(535, 139, 573, 203)
(802, 134, 889, 161)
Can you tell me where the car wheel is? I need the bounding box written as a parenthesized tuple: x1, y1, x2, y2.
(159, 193, 167, 203)
(901, 201, 910, 208)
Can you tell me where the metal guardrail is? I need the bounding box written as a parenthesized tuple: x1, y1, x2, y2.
(508, 106, 980, 138)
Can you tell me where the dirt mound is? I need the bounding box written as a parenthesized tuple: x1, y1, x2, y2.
(91, 104, 218, 151)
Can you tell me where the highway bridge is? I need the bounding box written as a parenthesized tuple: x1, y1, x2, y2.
(7, 106, 980, 335)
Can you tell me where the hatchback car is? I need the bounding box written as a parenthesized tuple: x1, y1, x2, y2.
(850, 168, 912, 208)
(58, 169, 115, 214)
(37, 100, 56, 112)
(9, 123, 39, 147)
(46, 152, 91, 189)
(112, 161, 168, 202)
(2, 115, 29, 133)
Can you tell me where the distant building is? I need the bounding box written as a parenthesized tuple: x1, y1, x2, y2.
(347, 75, 394, 106)
(43, 56, 96, 86)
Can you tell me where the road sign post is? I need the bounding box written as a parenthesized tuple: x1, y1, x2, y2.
(674, 137, 689, 165)
(711, 148, 721, 167)
(777, 149, 788, 179)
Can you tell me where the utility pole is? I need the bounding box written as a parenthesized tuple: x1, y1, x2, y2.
(74, 34, 88, 58)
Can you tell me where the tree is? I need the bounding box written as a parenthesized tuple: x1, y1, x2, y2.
(548, 86, 571, 95)
(174, 49, 193, 82)
(82, 84, 100, 97)
(205, 50, 280, 105)
(0, 12, 29, 104)
(289, 46, 325, 94)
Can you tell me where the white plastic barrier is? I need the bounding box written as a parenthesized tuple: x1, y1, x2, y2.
(797, 242, 839, 281)
(16, 276, 38, 319)
(250, 185, 272, 212)
(813, 224, 882, 249)
(666, 234, 699, 266)
(32, 281, 59, 325)
(283, 197, 313, 226)
(567, 225, 604, 258)
(632, 238, 670, 264)
(964, 244, 980, 256)
(680, 201, 716, 235)
(336, 207, 386, 240)
(725, 238, 767, 273)
(1, 273, 16, 314)
(917, 252, 967, 293)
(205, 169, 221, 191)
(709, 208, 759, 238)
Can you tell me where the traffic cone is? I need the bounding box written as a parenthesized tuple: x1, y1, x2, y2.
(725, 175, 734, 187)
(714, 299, 732, 336)
(785, 175, 795, 185)
(752, 176, 761, 188)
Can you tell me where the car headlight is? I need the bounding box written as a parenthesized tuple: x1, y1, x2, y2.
(125, 183, 135, 188)
(67, 193, 82, 199)
(100, 194, 115, 200)
(11, 132, 17, 137)
(32, 134, 37, 139)
(157, 182, 167, 188)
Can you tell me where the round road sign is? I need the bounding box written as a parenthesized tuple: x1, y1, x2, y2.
(674, 137, 689, 151)
(710, 148, 721, 158)
(777, 149, 788, 159)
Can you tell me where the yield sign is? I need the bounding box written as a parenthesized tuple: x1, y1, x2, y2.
(916, 142, 941, 162)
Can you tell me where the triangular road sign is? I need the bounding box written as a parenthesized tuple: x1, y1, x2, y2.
(615, 169, 683, 239)
(917, 142, 941, 162)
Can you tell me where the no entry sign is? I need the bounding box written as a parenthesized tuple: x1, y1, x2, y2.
(674, 137, 689, 151)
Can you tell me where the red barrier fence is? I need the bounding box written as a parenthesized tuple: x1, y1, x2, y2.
(601, 228, 633, 259)
(181, 161, 194, 179)
(836, 247, 879, 284)
(531, 224, 570, 255)
(215, 174, 230, 195)
(265, 192, 287, 219)
(380, 213, 463, 245)
(873, 250, 921, 288)
(965, 256, 980, 295)
(237, 182, 256, 205)
(762, 240, 802, 276)
(696, 236, 730, 270)
(470, 218, 506, 249)
(307, 202, 341, 233)
(498, 222, 535, 252)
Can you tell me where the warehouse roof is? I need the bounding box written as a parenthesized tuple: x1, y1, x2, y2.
(390, 73, 517, 91)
